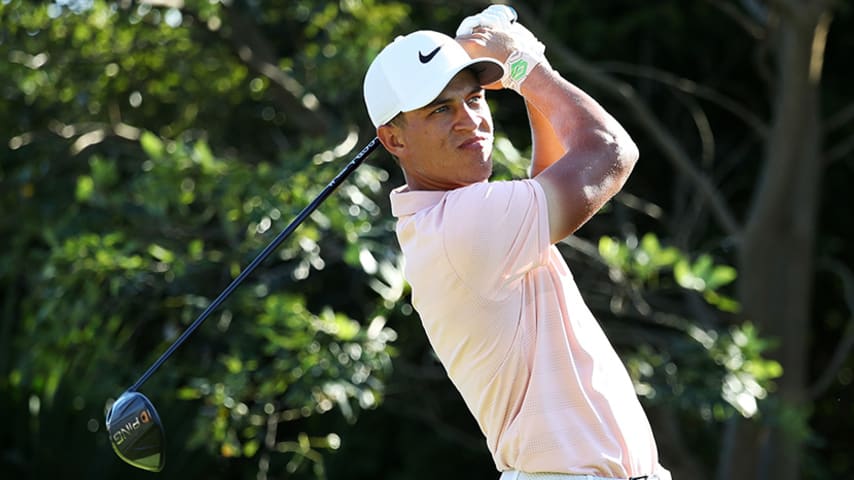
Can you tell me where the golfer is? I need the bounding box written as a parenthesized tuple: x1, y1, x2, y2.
(363, 5, 671, 480)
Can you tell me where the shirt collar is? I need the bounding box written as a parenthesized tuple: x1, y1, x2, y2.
(389, 185, 448, 217)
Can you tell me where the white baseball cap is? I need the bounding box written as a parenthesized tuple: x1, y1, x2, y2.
(363, 30, 504, 127)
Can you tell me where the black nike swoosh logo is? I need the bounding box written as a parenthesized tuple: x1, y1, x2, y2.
(418, 46, 442, 63)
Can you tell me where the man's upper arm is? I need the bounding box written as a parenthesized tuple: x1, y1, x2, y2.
(533, 129, 639, 244)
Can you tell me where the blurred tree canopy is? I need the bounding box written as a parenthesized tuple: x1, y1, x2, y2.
(1, 1, 851, 480)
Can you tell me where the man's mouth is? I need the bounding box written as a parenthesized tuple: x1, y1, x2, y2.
(458, 135, 492, 150)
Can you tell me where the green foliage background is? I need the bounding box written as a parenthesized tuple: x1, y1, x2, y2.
(1, 1, 851, 479)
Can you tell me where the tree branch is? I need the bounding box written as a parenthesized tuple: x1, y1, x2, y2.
(648, 405, 711, 480)
(826, 102, 854, 133)
(209, 4, 333, 137)
(134, 0, 335, 138)
(826, 131, 854, 165)
(809, 258, 854, 399)
(597, 62, 769, 139)
(509, 1, 743, 239)
(704, 0, 767, 39)
(768, 0, 839, 28)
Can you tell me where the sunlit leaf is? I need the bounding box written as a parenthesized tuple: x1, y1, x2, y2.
(707, 265, 738, 289)
(140, 130, 164, 159)
(75, 175, 94, 201)
(147, 243, 175, 263)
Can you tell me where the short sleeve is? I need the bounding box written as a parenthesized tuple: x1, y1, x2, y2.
(441, 179, 551, 300)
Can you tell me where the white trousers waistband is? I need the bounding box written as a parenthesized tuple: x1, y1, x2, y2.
(499, 471, 664, 480)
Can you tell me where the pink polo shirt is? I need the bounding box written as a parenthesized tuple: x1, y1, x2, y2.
(390, 179, 666, 478)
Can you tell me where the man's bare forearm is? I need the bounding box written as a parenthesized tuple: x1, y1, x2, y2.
(522, 64, 639, 241)
(526, 98, 565, 177)
(520, 64, 637, 168)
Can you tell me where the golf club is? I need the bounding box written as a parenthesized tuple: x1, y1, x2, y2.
(106, 137, 381, 471)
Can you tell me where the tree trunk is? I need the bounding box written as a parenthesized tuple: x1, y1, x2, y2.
(729, 6, 831, 480)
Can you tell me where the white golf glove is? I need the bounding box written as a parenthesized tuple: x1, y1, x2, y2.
(456, 5, 549, 93)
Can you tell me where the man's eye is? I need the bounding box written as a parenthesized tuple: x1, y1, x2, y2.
(431, 105, 449, 114)
(467, 96, 483, 106)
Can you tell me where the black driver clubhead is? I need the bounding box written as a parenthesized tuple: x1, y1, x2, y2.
(105, 391, 165, 472)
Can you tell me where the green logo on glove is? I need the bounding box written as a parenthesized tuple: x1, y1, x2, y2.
(510, 59, 529, 82)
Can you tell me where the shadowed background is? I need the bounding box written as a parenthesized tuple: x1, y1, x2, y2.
(1, 1, 852, 479)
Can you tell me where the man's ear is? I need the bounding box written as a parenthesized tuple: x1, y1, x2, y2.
(377, 123, 406, 158)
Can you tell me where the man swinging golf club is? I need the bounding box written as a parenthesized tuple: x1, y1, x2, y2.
(364, 5, 671, 480)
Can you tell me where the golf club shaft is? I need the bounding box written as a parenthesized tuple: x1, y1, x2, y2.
(128, 137, 381, 393)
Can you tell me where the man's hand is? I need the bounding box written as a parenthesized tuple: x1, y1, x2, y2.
(456, 28, 519, 90)
(455, 5, 549, 93)
(455, 6, 638, 244)
(456, 4, 518, 35)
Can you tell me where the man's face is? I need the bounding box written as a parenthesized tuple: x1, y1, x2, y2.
(381, 69, 494, 191)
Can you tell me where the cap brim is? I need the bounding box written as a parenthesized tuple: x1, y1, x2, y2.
(398, 57, 505, 116)
(468, 58, 505, 87)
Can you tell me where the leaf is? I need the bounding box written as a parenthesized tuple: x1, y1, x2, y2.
(598, 236, 627, 267)
(177, 386, 202, 400)
(193, 139, 216, 171)
(745, 358, 783, 381)
(675, 259, 704, 290)
(704, 290, 741, 313)
(652, 246, 682, 268)
(223, 355, 243, 374)
(243, 439, 260, 457)
(707, 265, 738, 289)
(147, 244, 175, 263)
(692, 254, 714, 279)
(641, 232, 661, 253)
(140, 130, 164, 159)
(75, 175, 94, 202)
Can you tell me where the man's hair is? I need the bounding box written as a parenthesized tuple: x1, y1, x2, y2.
(386, 112, 407, 128)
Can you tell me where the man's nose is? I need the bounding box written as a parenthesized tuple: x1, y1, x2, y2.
(454, 104, 481, 130)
